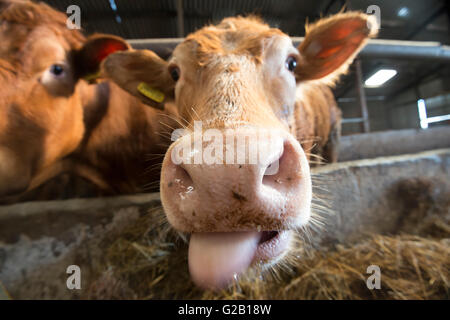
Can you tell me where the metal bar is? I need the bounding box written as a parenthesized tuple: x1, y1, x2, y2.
(354, 59, 370, 133)
(176, 0, 184, 38)
(341, 118, 365, 124)
(338, 96, 385, 102)
(360, 39, 450, 62)
(127, 38, 450, 62)
(127, 38, 183, 59)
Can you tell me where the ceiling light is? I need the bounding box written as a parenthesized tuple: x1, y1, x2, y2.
(109, 0, 117, 11)
(398, 7, 409, 17)
(364, 69, 398, 87)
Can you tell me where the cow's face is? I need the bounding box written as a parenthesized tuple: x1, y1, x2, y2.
(172, 23, 298, 131)
(103, 12, 377, 290)
(0, 1, 128, 196)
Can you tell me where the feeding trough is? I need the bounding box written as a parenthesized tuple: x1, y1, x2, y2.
(0, 149, 448, 299)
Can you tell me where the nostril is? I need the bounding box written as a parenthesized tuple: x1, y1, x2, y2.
(262, 139, 301, 188)
(263, 161, 276, 177)
(172, 163, 194, 190)
(262, 154, 284, 186)
(262, 141, 284, 179)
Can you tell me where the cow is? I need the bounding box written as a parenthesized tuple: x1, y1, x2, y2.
(0, 0, 177, 200)
(103, 13, 377, 290)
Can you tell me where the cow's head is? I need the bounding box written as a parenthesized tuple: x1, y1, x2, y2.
(0, 0, 128, 196)
(103, 12, 377, 289)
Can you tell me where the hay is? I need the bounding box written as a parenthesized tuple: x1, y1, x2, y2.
(86, 177, 450, 299)
(87, 203, 449, 300)
(279, 235, 449, 300)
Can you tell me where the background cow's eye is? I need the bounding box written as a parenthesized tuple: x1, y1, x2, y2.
(169, 66, 180, 82)
(50, 64, 64, 76)
(285, 56, 297, 72)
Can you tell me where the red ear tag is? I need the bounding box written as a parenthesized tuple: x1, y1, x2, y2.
(95, 42, 128, 64)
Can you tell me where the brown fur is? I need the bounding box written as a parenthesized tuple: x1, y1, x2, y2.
(72, 81, 178, 194)
(0, 1, 177, 200)
(294, 83, 342, 163)
(297, 12, 378, 86)
(104, 13, 376, 166)
(102, 14, 376, 239)
(178, 13, 374, 162)
(0, 0, 85, 196)
(186, 16, 284, 65)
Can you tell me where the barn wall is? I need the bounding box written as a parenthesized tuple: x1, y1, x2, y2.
(313, 148, 450, 244)
(340, 75, 449, 135)
(387, 90, 420, 130)
(340, 99, 391, 135)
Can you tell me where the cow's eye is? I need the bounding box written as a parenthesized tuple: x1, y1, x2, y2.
(285, 56, 297, 72)
(169, 66, 180, 82)
(50, 64, 65, 76)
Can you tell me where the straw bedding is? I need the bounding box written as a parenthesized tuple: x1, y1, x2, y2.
(87, 178, 449, 300)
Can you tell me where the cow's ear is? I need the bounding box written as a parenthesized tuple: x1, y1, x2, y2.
(295, 12, 378, 84)
(101, 50, 174, 110)
(75, 34, 130, 83)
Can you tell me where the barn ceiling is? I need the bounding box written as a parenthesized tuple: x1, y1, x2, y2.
(41, 0, 450, 101)
(42, 0, 449, 42)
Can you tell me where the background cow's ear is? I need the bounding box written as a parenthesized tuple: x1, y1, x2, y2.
(101, 50, 175, 110)
(295, 12, 378, 85)
(75, 34, 130, 83)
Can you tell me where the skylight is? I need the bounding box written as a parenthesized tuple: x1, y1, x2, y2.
(365, 69, 398, 87)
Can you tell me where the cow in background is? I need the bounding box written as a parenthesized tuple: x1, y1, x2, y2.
(0, 0, 177, 201)
(103, 13, 377, 289)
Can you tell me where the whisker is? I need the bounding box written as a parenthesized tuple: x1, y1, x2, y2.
(158, 112, 188, 130)
(158, 120, 181, 133)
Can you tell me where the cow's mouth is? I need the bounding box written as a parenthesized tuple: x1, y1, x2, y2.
(255, 230, 290, 263)
(188, 230, 292, 290)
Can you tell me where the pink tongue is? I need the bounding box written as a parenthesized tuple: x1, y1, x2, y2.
(188, 232, 261, 290)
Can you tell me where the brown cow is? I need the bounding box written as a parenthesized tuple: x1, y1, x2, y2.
(0, 0, 85, 196)
(0, 0, 176, 200)
(104, 13, 377, 290)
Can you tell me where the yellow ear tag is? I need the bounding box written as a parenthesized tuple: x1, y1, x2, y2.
(137, 82, 165, 103)
(83, 70, 101, 82)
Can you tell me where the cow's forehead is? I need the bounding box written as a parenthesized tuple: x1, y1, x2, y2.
(23, 27, 69, 72)
(0, 21, 28, 59)
(173, 17, 289, 66)
(0, 1, 84, 60)
(0, 24, 70, 76)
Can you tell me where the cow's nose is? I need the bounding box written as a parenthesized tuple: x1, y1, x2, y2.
(160, 129, 312, 232)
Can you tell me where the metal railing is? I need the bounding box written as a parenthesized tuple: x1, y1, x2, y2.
(128, 38, 450, 62)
